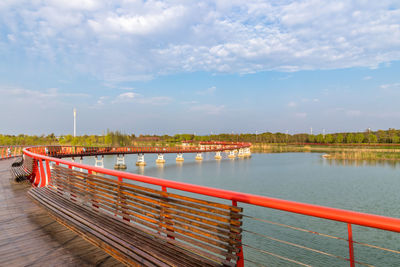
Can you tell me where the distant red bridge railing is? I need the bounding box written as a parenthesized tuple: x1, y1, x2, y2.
(28, 142, 251, 158)
(0, 145, 26, 160)
(14, 144, 400, 266)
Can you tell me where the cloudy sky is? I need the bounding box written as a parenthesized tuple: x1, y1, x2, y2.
(0, 0, 399, 135)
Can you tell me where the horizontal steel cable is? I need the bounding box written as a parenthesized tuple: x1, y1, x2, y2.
(244, 214, 400, 255)
(243, 258, 267, 266)
(243, 243, 312, 266)
(244, 229, 373, 267)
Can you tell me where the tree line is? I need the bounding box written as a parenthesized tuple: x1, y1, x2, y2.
(1, 129, 400, 146)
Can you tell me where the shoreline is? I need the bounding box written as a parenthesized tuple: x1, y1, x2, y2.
(251, 144, 400, 161)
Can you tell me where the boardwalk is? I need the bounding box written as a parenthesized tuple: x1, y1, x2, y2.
(0, 159, 123, 267)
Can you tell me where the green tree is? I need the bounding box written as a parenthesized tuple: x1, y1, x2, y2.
(105, 134, 112, 146)
(354, 133, 364, 143)
(324, 134, 334, 143)
(346, 133, 354, 143)
(315, 134, 324, 143)
(335, 134, 344, 143)
(367, 134, 377, 143)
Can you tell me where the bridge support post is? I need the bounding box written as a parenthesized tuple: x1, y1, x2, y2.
(80, 157, 83, 172)
(215, 151, 222, 160)
(136, 153, 146, 166)
(114, 155, 127, 169)
(228, 150, 236, 159)
(244, 147, 251, 157)
(176, 153, 184, 162)
(156, 153, 165, 164)
(95, 156, 104, 168)
(71, 157, 77, 170)
(195, 153, 203, 161)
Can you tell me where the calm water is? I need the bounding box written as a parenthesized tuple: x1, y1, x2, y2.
(78, 153, 400, 266)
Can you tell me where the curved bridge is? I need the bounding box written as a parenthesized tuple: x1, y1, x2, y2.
(41, 141, 251, 157)
(31, 141, 252, 168)
(1, 143, 400, 266)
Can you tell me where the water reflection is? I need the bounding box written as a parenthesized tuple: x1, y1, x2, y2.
(322, 158, 400, 168)
(68, 152, 400, 266)
(137, 165, 145, 175)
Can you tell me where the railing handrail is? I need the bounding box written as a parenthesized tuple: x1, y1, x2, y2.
(23, 146, 400, 234)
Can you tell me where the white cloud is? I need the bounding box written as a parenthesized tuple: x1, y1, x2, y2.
(1, 1, 400, 81)
(380, 83, 400, 89)
(196, 86, 216, 95)
(112, 92, 172, 105)
(96, 96, 108, 106)
(294, 112, 307, 118)
(346, 110, 362, 117)
(120, 92, 136, 98)
(190, 104, 225, 115)
(0, 85, 90, 111)
(135, 96, 173, 105)
(287, 101, 297, 107)
(0, 86, 89, 98)
(47, 0, 100, 11)
(181, 100, 199, 105)
(112, 92, 139, 103)
(7, 34, 15, 41)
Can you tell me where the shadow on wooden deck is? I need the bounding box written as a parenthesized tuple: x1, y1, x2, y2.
(0, 159, 124, 267)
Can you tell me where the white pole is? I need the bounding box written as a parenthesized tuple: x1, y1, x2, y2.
(73, 108, 77, 137)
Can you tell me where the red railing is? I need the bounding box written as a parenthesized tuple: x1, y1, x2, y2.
(28, 142, 251, 158)
(23, 145, 400, 266)
(0, 146, 25, 160)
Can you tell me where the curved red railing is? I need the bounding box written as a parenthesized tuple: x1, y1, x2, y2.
(21, 145, 400, 266)
(26, 142, 251, 158)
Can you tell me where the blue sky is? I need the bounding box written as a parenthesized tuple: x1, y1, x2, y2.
(0, 0, 400, 135)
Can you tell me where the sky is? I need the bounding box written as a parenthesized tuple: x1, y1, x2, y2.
(0, 0, 400, 135)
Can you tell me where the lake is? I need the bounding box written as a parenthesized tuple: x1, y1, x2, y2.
(78, 152, 400, 266)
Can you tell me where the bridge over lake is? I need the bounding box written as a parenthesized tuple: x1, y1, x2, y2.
(1, 143, 400, 266)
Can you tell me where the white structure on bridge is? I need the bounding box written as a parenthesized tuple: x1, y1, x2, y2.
(94, 156, 104, 168)
(136, 153, 146, 166)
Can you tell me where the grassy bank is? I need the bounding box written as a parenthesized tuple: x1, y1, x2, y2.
(323, 151, 400, 161)
(251, 143, 400, 161)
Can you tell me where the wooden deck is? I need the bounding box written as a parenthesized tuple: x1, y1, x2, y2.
(0, 159, 124, 267)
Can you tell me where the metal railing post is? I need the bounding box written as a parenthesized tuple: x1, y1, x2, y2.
(32, 159, 40, 186)
(38, 160, 46, 187)
(233, 200, 244, 267)
(347, 223, 355, 267)
(45, 160, 51, 186)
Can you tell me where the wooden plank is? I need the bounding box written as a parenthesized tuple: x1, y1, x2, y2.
(53, 170, 243, 233)
(29, 191, 159, 267)
(52, 175, 242, 238)
(50, 165, 243, 265)
(0, 159, 123, 267)
(53, 171, 244, 238)
(55, 166, 241, 212)
(28, 189, 166, 267)
(54, 169, 243, 228)
(41, 187, 222, 267)
(32, 188, 223, 266)
(53, 170, 242, 239)
(45, 185, 240, 258)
